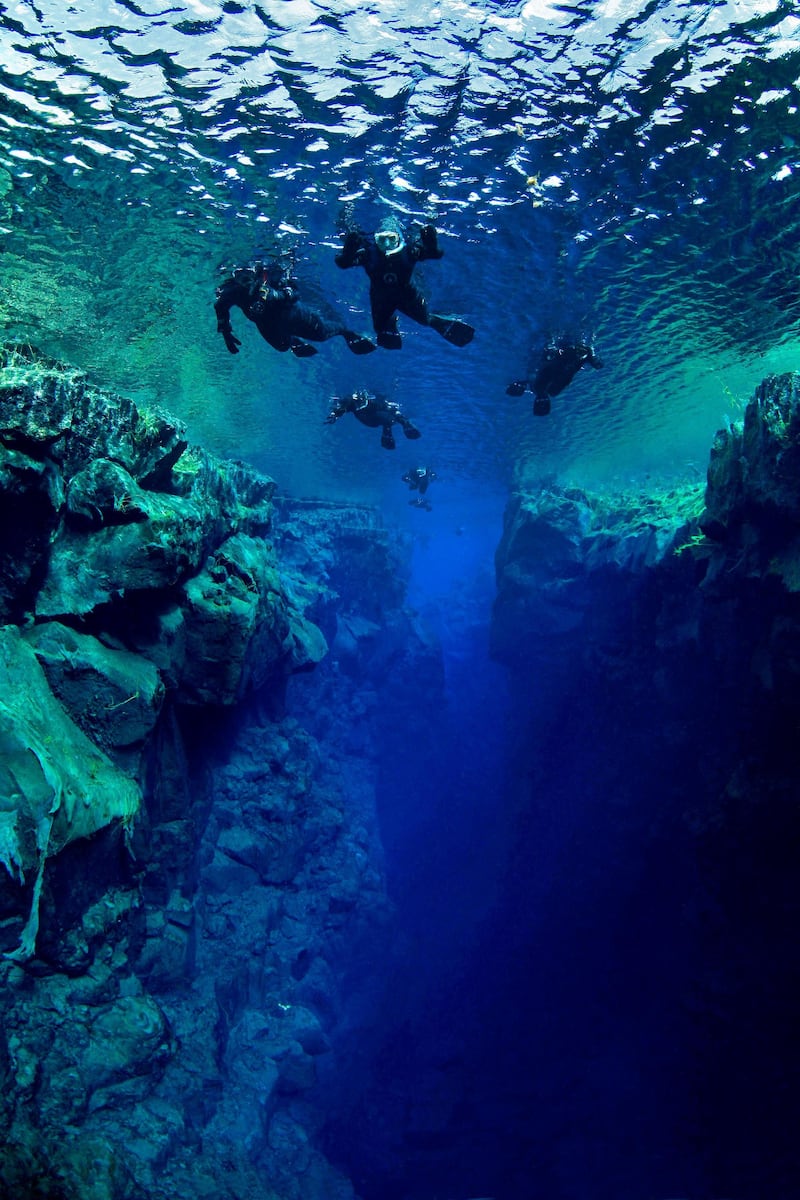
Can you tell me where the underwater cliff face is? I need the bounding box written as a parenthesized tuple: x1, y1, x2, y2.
(482, 373, 800, 1200)
(0, 347, 409, 1199)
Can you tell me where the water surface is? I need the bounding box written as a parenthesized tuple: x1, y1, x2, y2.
(1, 0, 799, 502)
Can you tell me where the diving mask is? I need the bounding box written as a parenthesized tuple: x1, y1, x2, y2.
(374, 228, 404, 255)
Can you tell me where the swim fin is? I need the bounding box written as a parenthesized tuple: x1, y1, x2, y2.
(403, 424, 422, 440)
(344, 332, 377, 355)
(430, 315, 475, 347)
(290, 340, 318, 358)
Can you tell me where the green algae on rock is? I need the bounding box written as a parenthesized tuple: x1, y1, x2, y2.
(0, 626, 140, 959)
(0, 345, 328, 964)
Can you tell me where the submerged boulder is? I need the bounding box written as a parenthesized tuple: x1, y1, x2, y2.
(23, 621, 164, 758)
(0, 343, 187, 485)
(178, 533, 327, 706)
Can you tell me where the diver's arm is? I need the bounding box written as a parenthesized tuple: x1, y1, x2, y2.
(415, 223, 444, 261)
(335, 230, 368, 268)
(214, 284, 243, 353)
(324, 396, 351, 423)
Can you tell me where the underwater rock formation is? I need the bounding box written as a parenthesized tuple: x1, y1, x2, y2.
(0, 346, 399, 1200)
(493, 481, 695, 637)
(702, 371, 800, 595)
(0, 625, 140, 959)
(488, 371, 800, 1199)
(0, 344, 326, 958)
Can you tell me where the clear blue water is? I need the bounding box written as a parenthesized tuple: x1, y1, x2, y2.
(1, 0, 800, 503)
(2, 5, 800, 1199)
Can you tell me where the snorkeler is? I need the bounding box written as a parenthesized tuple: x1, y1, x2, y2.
(402, 465, 438, 511)
(324, 390, 422, 450)
(214, 259, 376, 358)
(507, 337, 604, 415)
(334, 216, 475, 350)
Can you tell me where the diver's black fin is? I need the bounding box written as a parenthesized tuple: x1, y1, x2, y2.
(344, 332, 377, 355)
(430, 315, 475, 347)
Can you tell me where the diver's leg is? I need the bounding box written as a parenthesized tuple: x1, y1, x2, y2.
(290, 305, 375, 355)
(399, 285, 474, 347)
(371, 288, 403, 349)
(380, 424, 397, 449)
(400, 418, 422, 440)
(255, 321, 292, 353)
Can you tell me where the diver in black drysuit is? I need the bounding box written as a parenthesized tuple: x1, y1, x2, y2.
(214, 260, 376, 358)
(325, 390, 422, 450)
(402, 465, 438, 510)
(334, 216, 475, 350)
(507, 337, 604, 414)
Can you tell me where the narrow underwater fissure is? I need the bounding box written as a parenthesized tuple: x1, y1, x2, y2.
(307, 482, 800, 1200)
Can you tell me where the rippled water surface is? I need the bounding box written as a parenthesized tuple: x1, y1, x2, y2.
(1, 0, 800, 502)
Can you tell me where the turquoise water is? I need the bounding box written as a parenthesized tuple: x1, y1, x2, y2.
(1, 0, 799, 507)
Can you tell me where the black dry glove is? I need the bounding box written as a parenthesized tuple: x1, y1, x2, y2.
(419, 223, 444, 259)
(221, 329, 241, 354)
(335, 230, 365, 268)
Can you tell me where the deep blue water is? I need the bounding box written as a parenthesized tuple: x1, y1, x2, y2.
(2, 3, 800, 1198)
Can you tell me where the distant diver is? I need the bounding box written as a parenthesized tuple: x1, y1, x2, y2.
(402, 465, 438, 511)
(214, 259, 376, 358)
(324, 390, 422, 450)
(507, 337, 604, 415)
(334, 215, 475, 350)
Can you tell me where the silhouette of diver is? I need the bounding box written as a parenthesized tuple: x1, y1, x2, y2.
(403, 465, 438, 510)
(507, 337, 604, 415)
(335, 215, 475, 350)
(215, 259, 375, 358)
(324, 390, 422, 450)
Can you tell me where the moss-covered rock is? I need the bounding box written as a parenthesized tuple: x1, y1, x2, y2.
(0, 343, 187, 485)
(0, 346, 325, 708)
(0, 626, 140, 958)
